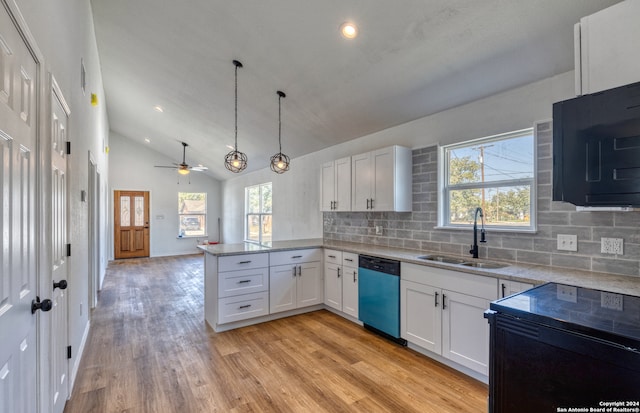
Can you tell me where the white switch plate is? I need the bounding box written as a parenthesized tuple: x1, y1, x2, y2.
(601, 291, 623, 311)
(601, 237, 623, 255)
(557, 234, 577, 251)
(556, 284, 577, 303)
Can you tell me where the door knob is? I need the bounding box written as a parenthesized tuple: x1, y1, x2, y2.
(53, 280, 68, 290)
(31, 296, 53, 314)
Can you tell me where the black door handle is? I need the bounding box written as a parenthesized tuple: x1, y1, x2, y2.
(32, 296, 53, 314)
(53, 280, 68, 290)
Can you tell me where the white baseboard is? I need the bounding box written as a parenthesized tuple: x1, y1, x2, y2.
(68, 320, 91, 397)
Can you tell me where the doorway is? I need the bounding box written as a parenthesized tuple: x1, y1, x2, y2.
(113, 190, 150, 259)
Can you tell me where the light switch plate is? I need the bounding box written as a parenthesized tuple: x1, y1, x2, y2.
(557, 234, 578, 251)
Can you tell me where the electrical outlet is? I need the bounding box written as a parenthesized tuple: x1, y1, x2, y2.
(601, 238, 624, 255)
(375, 225, 383, 235)
(556, 284, 577, 303)
(557, 234, 578, 251)
(601, 292, 623, 311)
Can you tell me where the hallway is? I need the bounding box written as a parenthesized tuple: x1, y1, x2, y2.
(64, 254, 487, 412)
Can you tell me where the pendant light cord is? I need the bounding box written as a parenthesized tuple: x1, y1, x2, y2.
(234, 63, 238, 150)
(278, 93, 282, 153)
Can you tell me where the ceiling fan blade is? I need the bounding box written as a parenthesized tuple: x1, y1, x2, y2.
(190, 166, 209, 171)
(154, 165, 178, 169)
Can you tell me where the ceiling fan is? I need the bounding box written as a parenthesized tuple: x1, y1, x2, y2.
(154, 141, 208, 175)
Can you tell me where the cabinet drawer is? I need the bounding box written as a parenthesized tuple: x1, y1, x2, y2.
(218, 253, 269, 272)
(324, 249, 342, 264)
(402, 262, 497, 300)
(342, 252, 358, 267)
(218, 291, 269, 324)
(270, 248, 322, 266)
(219, 267, 268, 298)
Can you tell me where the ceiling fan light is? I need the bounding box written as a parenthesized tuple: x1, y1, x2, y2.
(178, 168, 190, 175)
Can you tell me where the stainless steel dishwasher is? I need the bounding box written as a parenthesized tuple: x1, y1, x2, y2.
(358, 255, 407, 345)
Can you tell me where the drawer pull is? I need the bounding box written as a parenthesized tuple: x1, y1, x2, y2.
(238, 280, 251, 284)
(238, 260, 252, 264)
(292, 255, 303, 259)
(328, 255, 336, 259)
(239, 304, 252, 309)
(344, 258, 353, 262)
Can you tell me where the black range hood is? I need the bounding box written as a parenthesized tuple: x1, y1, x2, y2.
(552, 80, 640, 207)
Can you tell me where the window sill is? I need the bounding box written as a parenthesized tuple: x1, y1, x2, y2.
(434, 225, 537, 234)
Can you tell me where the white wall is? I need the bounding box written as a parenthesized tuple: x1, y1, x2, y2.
(16, 0, 110, 392)
(222, 71, 576, 243)
(109, 133, 222, 257)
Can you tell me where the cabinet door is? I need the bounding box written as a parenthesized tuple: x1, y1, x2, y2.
(442, 290, 491, 375)
(371, 147, 394, 211)
(351, 152, 372, 211)
(499, 279, 534, 299)
(342, 265, 359, 318)
(401, 280, 441, 354)
(297, 261, 324, 308)
(334, 156, 351, 211)
(270, 264, 297, 314)
(320, 160, 335, 211)
(324, 262, 342, 311)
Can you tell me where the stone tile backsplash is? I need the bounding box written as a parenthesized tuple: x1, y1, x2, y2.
(323, 121, 640, 278)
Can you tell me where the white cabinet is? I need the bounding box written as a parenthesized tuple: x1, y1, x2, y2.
(321, 157, 351, 211)
(351, 146, 412, 212)
(401, 263, 497, 376)
(270, 249, 323, 314)
(498, 279, 534, 299)
(215, 253, 270, 325)
(324, 249, 359, 318)
(341, 253, 359, 319)
(575, 1, 640, 94)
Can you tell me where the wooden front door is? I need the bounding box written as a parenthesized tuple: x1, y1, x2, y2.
(114, 190, 150, 259)
(0, 2, 40, 412)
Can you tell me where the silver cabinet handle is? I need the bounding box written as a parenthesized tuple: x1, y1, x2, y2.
(239, 304, 252, 309)
(238, 280, 251, 284)
(238, 260, 251, 264)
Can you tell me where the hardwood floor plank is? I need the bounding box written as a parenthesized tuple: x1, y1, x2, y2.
(64, 254, 487, 413)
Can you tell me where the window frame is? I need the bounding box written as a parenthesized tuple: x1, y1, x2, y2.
(178, 192, 207, 238)
(437, 128, 537, 232)
(244, 182, 272, 245)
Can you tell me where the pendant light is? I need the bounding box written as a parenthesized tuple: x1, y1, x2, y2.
(224, 60, 248, 173)
(270, 90, 290, 174)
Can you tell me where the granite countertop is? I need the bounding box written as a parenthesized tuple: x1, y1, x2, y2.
(198, 238, 640, 297)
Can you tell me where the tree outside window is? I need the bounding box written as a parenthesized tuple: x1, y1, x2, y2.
(245, 183, 272, 245)
(439, 129, 536, 230)
(179, 192, 206, 237)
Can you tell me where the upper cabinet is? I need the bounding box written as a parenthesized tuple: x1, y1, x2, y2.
(575, 0, 640, 95)
(321, 157, 351, 212)
(351, 146, 412, 212)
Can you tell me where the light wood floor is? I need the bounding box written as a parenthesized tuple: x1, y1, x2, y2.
(64, 254, 487, 413)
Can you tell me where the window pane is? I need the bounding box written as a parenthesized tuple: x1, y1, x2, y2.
(134, 196, 144, 226)
(448, 133, 534, 185)
(247, 186, 260, 213)
(179, 192, 206, 214)
(261, 183, 272, 213)
(261, 214, 272, 244)
(180, 215, 205, 236)
(120, 196, 130, 226)
(449, 185, 531, 226)
(246, 214, 260, 243)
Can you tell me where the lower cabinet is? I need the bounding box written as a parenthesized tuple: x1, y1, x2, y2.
(270, 249, 323, 314)
(401, 263, 497, 376)
(498, 278, 534, 298)
(324, 249, 358, 318)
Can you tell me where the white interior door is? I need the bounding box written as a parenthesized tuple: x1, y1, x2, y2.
(0, 2, 40, 412)
(50, 76, 69, 413)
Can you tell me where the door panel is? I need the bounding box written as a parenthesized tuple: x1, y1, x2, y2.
(114, 190, 149, 259)
(0, 2, 39, 412)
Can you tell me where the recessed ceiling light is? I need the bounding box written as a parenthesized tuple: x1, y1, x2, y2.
(153, 105, 164, 113)
(144, 138, 151, 143)
(340, 22, 358, 39)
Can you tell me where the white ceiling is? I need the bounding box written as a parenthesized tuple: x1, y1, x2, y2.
(91, 0, 620, 180)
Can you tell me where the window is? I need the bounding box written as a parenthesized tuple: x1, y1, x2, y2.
(245, 182, 272, 245)
(178, 192, 206, 237)
(438, 128, 536, 231)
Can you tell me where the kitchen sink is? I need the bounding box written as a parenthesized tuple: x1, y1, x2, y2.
(460, 261, 509, 269)
(416, 255, 467, 264)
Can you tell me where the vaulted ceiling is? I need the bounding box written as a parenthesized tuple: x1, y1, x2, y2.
(91, 0, 620, 180)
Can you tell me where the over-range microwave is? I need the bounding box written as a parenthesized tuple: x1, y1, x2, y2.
(552, 80, 640, 207)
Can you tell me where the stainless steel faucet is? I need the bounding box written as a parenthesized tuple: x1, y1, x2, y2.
(469, 207, 486, 258)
